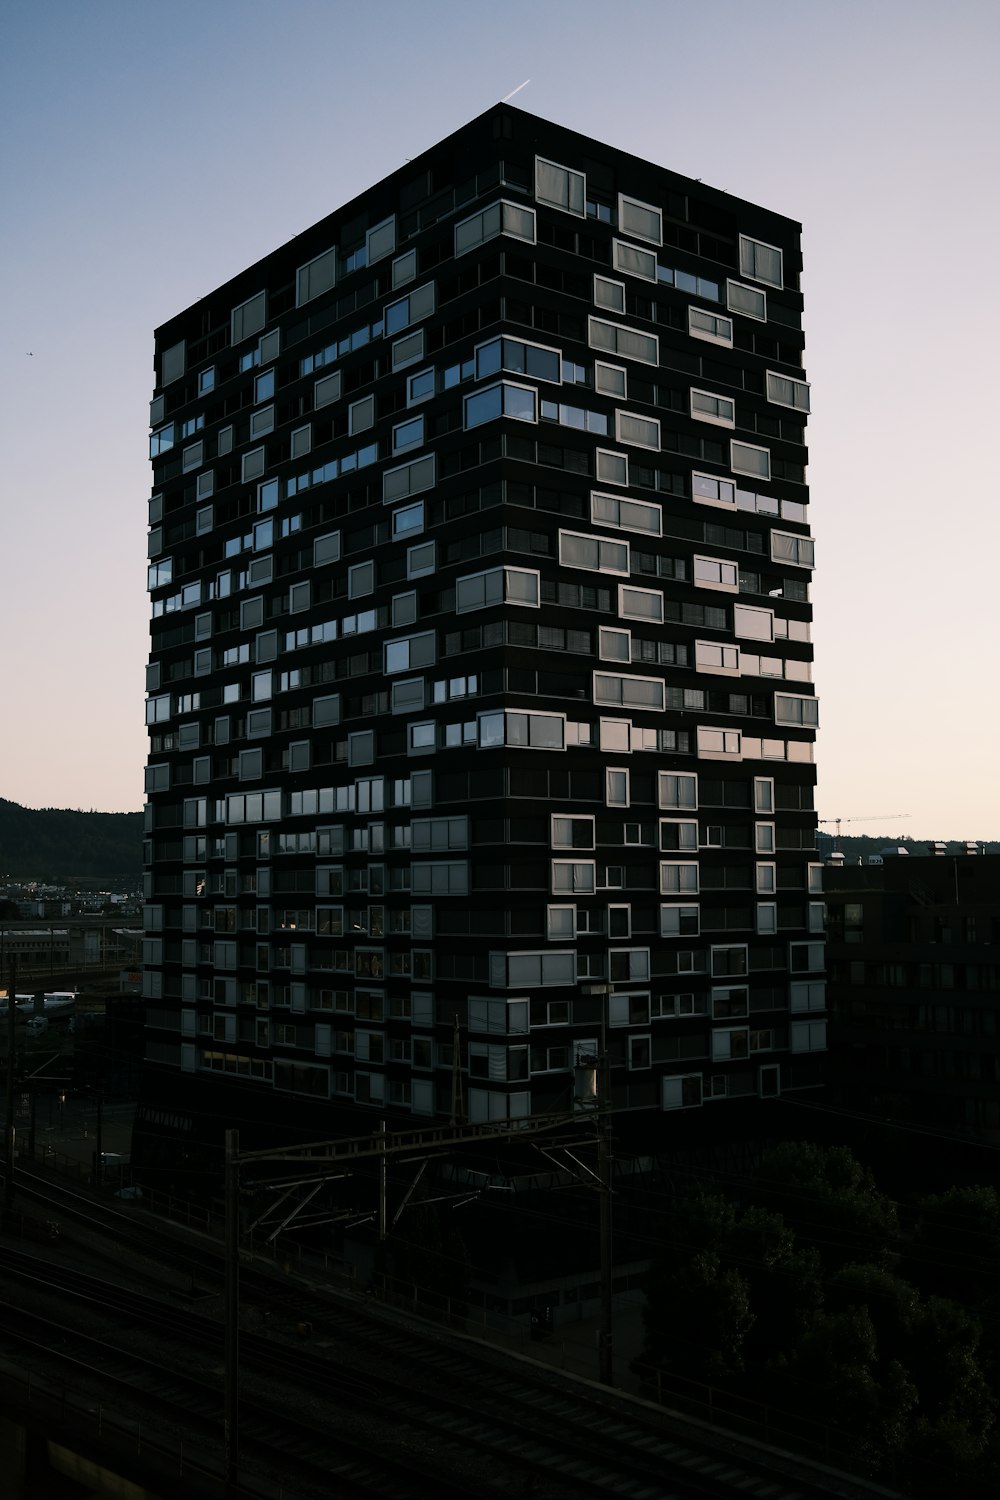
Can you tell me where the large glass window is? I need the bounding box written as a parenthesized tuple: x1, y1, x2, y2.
(618, 193, 662, 245)
(464, 381, 537, 429)
(535, 157, 585, 217)
(739, 234, 784, 289)
(766, 371, 810, 412)
(455, 200, 536, 256)
(591, 492, 661, 536)
(475, 335, 561, 385)
(589, 317, 659, 367)
(726, 280, 767, 322)
(559, 530, 629, 575)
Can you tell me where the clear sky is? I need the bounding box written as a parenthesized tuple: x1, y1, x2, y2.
(2, 0, 998, 837)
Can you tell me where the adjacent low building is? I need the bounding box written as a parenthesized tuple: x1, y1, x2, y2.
(826, 848, 1000, 1144)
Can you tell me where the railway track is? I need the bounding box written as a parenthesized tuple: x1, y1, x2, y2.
(0, 1242, 881, 1500)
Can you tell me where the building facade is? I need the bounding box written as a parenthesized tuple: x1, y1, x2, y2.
(143, 106, 823, 1140)
(826, 850, 1000, 1145)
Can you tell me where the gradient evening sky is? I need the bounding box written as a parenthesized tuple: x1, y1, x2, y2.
(2, 0, 998, 837)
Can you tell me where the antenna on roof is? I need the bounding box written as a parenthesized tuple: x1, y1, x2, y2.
(502, 79, 531, 103)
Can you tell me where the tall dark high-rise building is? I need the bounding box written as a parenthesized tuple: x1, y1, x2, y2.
(143, 106, 823, 1145)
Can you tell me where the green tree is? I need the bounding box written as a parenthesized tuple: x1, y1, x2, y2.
(905, 1186, 1000, 1303)
(751, 1142, 898, 1270)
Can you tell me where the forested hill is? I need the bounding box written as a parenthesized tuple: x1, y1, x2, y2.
(0, 799, 143, 881)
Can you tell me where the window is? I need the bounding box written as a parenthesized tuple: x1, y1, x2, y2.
(789, 941, 825, 974)
(551, 860, 596, 895)
(383, 454, 435, 505)
(559, 529, 629, 575)
(296, 247, 336, 307)
(348, 561, 375, 599)
(407, 540, 436, 579)
(697, 726, 741, 759)
(599, 626, 631, 662)
(455, 567, 540, 611)
(393, 414, 424, 453)
(594, 362, 627, 399)
(478, 709, 565, 751)
(692, 473, 736, 509)
(392, 330, 425, 371)
(384, 281, 436, 336)
(392, 249, 417, 288)
(660, 862, 699, 895)
(385, 631, 436, 674)
(588, 317, 659, 367)
(695, 641, 739, 674)
(618, 193, 662, 245)
(392, 501, 425, 537)
(790, 1019, 827, 1053)
(407, 367, 436, 406)
(775, 694, 820, 727)
(771, 532, 816, 569)
(689, 307, 733, 347)
(691, 389, 735, 428)
(734, 604, 773, 642)
(791, 980, 826, 1012)
(596, 450, 629, 486)
(730, 441, 771, 481)
(464, 381, 537, 429)
(411, 861, 469, 895)
(315, 371, 342, 409)
(739, 234, 783, 289)
(551, 814, 595, 849)
(660, 904, 699, 937)
(594, 275, 626, 313)
(727, 280, 767, 322)
(594, 672, 665, 710)
(535, 156, 585, 216)
(756, 862, 776, 894)
(618, 584, 663, 623)
(712, 1026, 749, 1060)
(242, 447, 265, 482)
(766, 371, 810, 413)
(547, 905, 576, 939)
(663, 1074, 703, 1110)
(231, 291, 266, 345)
(693, 555, 739, 592)
(658, 772, 697, 810)
(367, 215, 396, 264)
(615, 410, 660, 450)
(591, 492, 661, 537)
(606, 767, 629, 807)
(612, 239, 657, 282)
(455, 199, 536, 255)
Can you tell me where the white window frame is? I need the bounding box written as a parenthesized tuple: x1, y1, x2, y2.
(690, 389, 735, 429)
(615, 409, 661, 451)
(534, 156, 586, 218)
(730, 440, 771, 481)
(726, 279, 767, 323)
(766, 371, 811, 413)
(739, 234, 784, 289)
(618, 584, 664, 623)
(618, 193, 663, 246)
(612, 238, 658, 283)
(591, 491, 661, 537)
(693, 554, 739, 593)
(688, 306, 734, 348)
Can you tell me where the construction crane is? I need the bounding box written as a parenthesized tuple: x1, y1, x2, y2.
(817, 814, 910, 852)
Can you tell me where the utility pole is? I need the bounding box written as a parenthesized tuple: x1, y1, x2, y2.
(597, 1005, 614, 1387)
(224, 1128, 240, 1497)
(378, 1119, 387, 1242)
(4, 955, 18, 1217)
